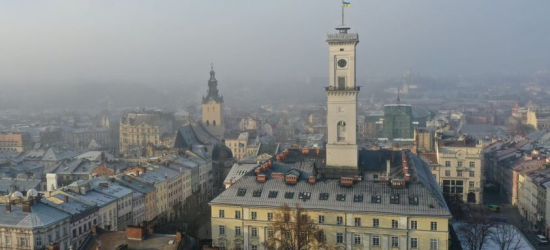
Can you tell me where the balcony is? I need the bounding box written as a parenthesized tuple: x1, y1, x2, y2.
(326, 86, 360, 92)
(456, 166, 466, 172)
(469, 187, 479, 192)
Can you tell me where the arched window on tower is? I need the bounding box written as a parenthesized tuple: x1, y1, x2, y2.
(213, 120, 216, 127)
(206, 120, 210, 126)
(337, 121, 346, 142)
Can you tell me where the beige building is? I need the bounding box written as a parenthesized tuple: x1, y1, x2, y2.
(225, 132, 259, 160)
(434, 135, 484, 204)
(210, 149, 451, 250)
(0, 196, 72, 250)
(119, 111, 175, 155)
(0, 132, 31, 152)
(202, 66, 225, 141)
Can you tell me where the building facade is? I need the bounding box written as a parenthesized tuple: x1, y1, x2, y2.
(119, 111, 175, 155)
(0, 132, 31, 152)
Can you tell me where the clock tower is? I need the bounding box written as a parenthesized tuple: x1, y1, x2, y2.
(202, 65, 225, 141)
(325, 23, 360, 178)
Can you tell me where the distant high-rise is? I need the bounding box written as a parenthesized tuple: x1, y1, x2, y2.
(382, 104, 414, 140)
(202, 65, 225, 140)
(325, 23, 360, 178)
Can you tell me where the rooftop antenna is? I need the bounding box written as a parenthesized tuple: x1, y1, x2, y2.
(336, 1, 351, 34)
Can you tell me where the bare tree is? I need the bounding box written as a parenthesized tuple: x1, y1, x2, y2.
(458, 214, 495, 250)
(490, 224, 524, 250)
(265, 203, 323, 250)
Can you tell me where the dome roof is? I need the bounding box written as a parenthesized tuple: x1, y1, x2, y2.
(11, 191, 23, 198)
(27, 189, 39, 198)
(212, 140, 233, 161)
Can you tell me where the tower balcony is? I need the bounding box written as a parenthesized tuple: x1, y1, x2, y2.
(326, 86, 360, 91)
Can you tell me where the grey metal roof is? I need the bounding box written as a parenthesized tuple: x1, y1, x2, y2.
(70, 190, 117, 208)
(91, 178, 134, 199)
(0, 203, 70, 228)
(211, 177, 451, 217)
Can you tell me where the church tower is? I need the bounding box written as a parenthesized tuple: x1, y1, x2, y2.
(202, 65, 225, 140)
(325, 21, 360, 178)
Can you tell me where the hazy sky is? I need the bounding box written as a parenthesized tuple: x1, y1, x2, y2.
(0, 0, 549, 86)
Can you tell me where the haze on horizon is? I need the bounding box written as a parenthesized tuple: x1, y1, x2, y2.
(0, 0, 549, 88)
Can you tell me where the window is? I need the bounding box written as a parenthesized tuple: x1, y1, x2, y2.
(284, 214, 290, 222)
(430, 239, 438, 250)
(318, 215, 325, 224)
(470, 171, 475, 177)
(338, 77, 346, 89)
(469, 181, 475, 188)
(372, 235, 380, 246)
(411, 220, 418, 229)
(391, 236, 399, 247)
(267, 212, 273, 221)
(443, 180, 464, 194)
(445, 170, 451, 176)
(354, 217, 361, 227)
(373, 218, 379, 228)
(252, 190, 262, 197)
(319, 193, 329, 200)
(337, 216, 343, 225)
(457, 171, 462, 177)
(237, 188, 246, 196)
(336, 194, 346, 201)
(354, 194, 363, 202)
(390, 194, 400, 204)
(20, 237, 27, 247)
(284, 192, 294, 199)
(336, 233, 344, 243)
(354, 234, 361, 245)
(431, 221, 438, 231)
(251, 227, 258, 237)
(411, 238, 418, 248)
(392, 220, 398, 229)
(5, 236, 11, 246)
(445, 161, 451, 167)
(219, 210, 225, 218)
(337, 121, 346, 142)
(251, 211, 257, 220)
(373, 174, 379, 180)
(219, 225, 225, 235)
(409, 196, 419, 205)
(458, 161, 463, 167)
(235, 226, 241, 236)
(470, 161, 475, 168)
(268, 191, 278, 198)
(235, 211, 241, 219)
(36, 237, 42, 246)
(371, 195, 381, 203)
(267, 227, 274, 238)
(250, 245, 258, 250)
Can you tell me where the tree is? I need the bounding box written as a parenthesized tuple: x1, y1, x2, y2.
(265, 203, 324, 250)
(490, 224, 524, 250)
(179, 193, 210, 238)
(458, 214, 495, 250)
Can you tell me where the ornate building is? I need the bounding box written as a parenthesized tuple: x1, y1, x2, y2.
(202, 65, 225, 141)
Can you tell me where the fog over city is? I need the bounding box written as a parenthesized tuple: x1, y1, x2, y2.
(1, 0, 549, 109)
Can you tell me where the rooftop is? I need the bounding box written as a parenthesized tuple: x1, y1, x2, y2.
(0, 202, 70, 229)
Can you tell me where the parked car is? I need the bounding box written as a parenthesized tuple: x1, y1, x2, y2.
(487, 205, 500, 213)
(536, 235, 548, 245)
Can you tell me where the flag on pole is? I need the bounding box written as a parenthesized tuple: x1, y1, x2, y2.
(342, 1, 351, 8)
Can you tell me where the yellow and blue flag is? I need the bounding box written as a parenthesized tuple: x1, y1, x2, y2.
(343, 1, 351, 8)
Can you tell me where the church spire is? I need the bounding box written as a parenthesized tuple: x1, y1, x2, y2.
(203, 64, 223, 104)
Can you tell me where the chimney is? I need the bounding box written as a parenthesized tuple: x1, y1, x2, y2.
(175, 230, 185, 242)
(22, 202, 31, 212)
(64, 196, 69, 203)
(136, 171, 140, 177)
(5, 202, 11, 212)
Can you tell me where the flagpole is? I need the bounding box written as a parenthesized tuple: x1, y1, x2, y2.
(341, 0, 344, 26)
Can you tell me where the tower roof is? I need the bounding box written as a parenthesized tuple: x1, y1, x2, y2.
(203, 64, 224, 103)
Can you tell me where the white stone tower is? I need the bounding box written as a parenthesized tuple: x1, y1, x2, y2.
(325, 21, 360, 178)
(202, 65, 225, 141)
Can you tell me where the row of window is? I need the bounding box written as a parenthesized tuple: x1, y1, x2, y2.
(444, 161, 476, 168)
(443, 170, 476, 177)
(218, 226, 439, 249)
(218, 210, 438, 230)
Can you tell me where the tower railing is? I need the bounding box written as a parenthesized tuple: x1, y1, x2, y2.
(326, 86, 360, 91)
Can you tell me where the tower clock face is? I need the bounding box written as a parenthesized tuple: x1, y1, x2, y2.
(337, 59, 347, 68)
